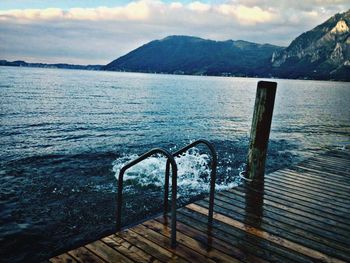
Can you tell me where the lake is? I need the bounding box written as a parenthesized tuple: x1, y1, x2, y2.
(0, 66, 349, 262)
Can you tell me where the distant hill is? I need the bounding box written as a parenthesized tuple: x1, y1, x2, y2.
(104, 10, 350, 81)
(0, 60, 102, 71)
(103, 36, 283, 77)
(271, 9, 350, 81)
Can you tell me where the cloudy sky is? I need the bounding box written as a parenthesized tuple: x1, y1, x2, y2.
(0, 0, 349, 65)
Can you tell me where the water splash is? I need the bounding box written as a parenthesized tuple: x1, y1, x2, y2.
(112, 147, 239, 199)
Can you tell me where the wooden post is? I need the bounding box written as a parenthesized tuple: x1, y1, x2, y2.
(246, 81, 277, 181)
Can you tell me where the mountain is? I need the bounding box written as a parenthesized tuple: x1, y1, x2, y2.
(3, 10, 349, 81)
(0, 60, 102, 71)
(271, 10, 350, 80)
(104, 10, 350, 81)
(103, 36, 283, 77)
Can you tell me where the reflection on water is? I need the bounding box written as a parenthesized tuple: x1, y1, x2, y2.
(0, 67, 349, 262)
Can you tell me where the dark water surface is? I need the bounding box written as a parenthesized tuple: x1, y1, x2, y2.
(1, 66, 349, 262)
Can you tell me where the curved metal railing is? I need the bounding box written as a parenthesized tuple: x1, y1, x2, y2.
(164, 139, 217, 226)
(116, 148, 178, 248)
(116, 140, 217, 249)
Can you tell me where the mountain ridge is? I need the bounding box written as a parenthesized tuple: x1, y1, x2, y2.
(102, 35, 283, 77)
(103, 10, 350, 81)
(271, 9, 350, 80)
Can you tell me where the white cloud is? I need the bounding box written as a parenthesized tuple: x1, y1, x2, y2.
(217, 4, 277, 25)
(0, 0, 348, 64)
(170, 2, 183, 9)
(0, 1, 152, 21)
(187, 2, 211, 12)
(0, 8, 64, 20)
(0, 0, 323, 25)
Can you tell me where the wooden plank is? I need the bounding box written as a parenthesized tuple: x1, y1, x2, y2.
(218, 190, 350, 239)
(265, 172, 350, 202)
(216, 190, 350, 240)
(178, 207, 313, 263)
(209, 194, 350, 254)
(272, 170, 350, 195)
(156, 216, 268, 263)
(265, 177, 350, 206)
(296, 162, 348, 178)
(289, 165, 350, 184)
(107, 235, 160, 263)
(285, 165, 350, 186)
(312, 150, 350, 159)
(296, 162, 350, 178)
(116, 229, 185, 262)
(187, 203, 346, 263)
(233, 184, 350, 220)
(102, 236, 159, 263)
(265, 178, 350, 206)
(143, 219, 240, 263)
(67, 246, 106, 263)
(303, 165, 350, 178)
(294, 165, 349, 182)
(324, 151, 350, 160)
(263, 177, 350, 209)
(256, 179, 350, 214)
(50, 253, 78, 263)
(310, 156, 350, 168)
(264, 173, 350, 202)
(198, 198, 350, 261)
(229, 187, 350, 227)
(85, 240, 133, 263)
(275, 169, 350, 192)
(131, 224, 214, 263)
(311, 154, 350, 163)
(307, 162, 350, 172)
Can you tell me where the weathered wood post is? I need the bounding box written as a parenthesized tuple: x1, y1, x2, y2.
(245, 81, 277, 181)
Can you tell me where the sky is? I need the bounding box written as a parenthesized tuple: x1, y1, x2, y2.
(0, 0, 349, 65)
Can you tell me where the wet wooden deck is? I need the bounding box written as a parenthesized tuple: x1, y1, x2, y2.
(50, 149, 350, 263)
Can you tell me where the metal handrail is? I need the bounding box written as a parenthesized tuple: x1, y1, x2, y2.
(116, 148, 178, 248)
(164, 139, 217, 226)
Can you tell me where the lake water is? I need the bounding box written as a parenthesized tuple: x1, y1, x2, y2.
(0, 66, 349, 262)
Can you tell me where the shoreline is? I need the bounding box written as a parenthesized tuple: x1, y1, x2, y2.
(1, 64, 349, 83)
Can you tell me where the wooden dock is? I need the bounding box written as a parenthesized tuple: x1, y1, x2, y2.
(50, 149, 350, 263)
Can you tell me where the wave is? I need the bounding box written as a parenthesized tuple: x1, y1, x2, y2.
(112, 147, 240, 199)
